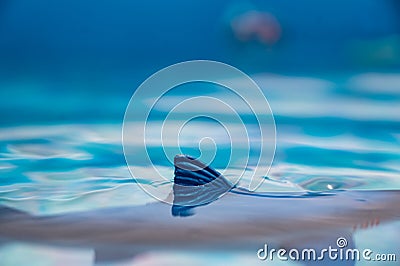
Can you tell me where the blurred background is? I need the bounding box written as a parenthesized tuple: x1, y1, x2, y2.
(1, 0, 400, 124)
(0, 1, 400, 265)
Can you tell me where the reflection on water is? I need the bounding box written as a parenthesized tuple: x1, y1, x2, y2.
(0, 73, 399, 265)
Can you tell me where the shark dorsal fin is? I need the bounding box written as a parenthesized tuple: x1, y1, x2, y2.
(172, 155, 233, 216)
(174, 154, 232, 186)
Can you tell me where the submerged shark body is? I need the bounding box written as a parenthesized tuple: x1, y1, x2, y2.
(0, 155, 399, 265)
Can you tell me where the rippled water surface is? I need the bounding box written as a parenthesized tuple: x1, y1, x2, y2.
(0, 73, 399, 265)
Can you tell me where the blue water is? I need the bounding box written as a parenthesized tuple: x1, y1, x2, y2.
(0, 72, 399, 265)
